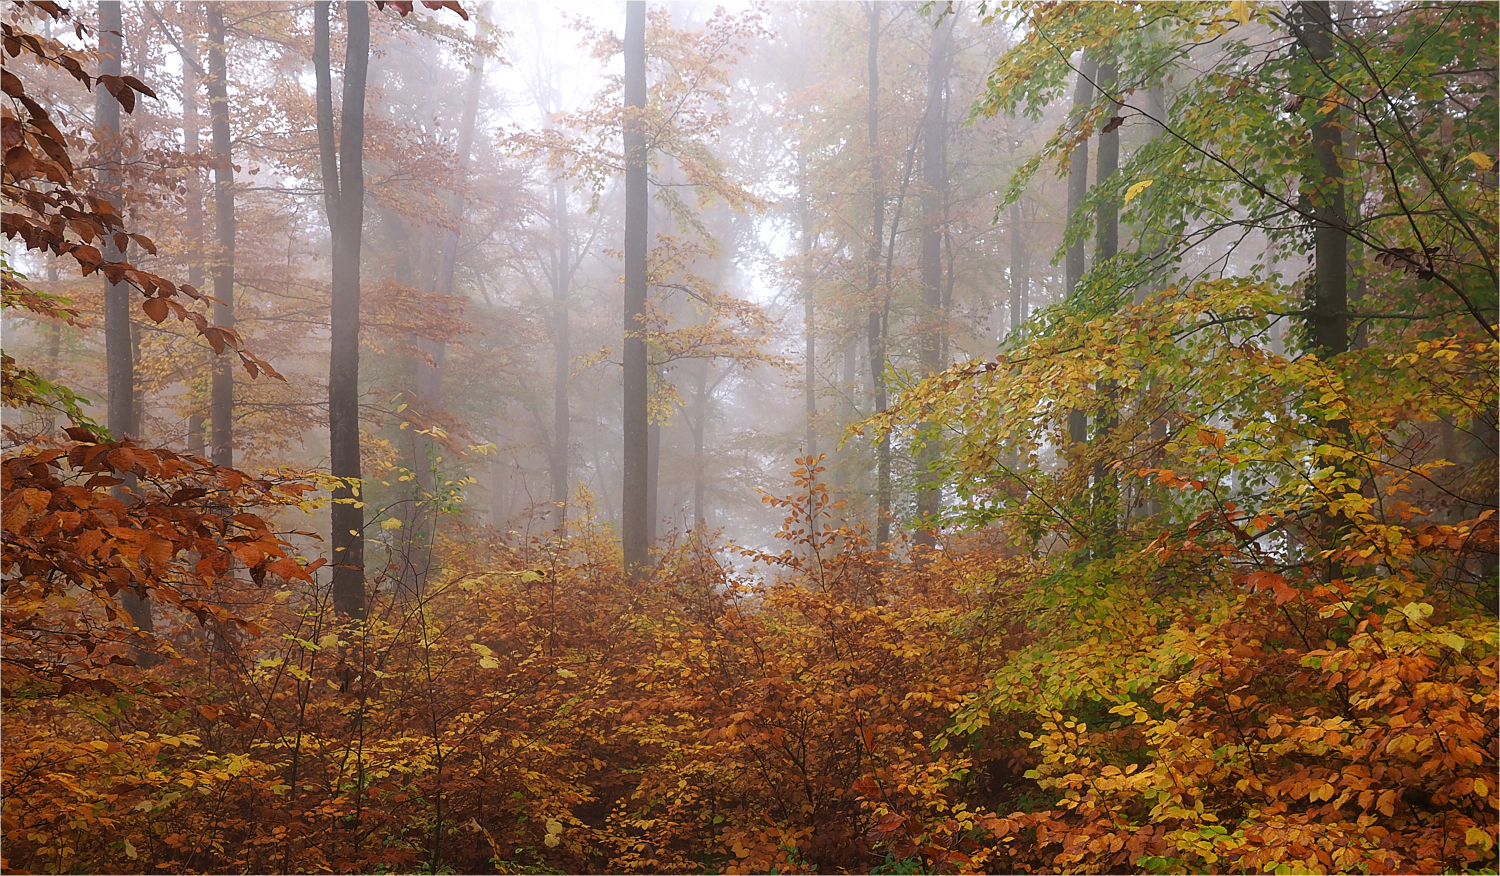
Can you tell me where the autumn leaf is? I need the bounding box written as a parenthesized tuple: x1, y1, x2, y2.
(1123, 179, 1153, 204)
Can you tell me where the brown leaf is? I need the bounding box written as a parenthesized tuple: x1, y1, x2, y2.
(142, 297, 168, 323)
(98, 74, 135, 113)
(120, 74, 156, 100)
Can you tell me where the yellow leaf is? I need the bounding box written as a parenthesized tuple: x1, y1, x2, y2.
(1473, 777, 1488, 798)
(1436, 632, 1465, 653)
(1400, 602, 1434, 623)
(543, 833, 560, 848)
(1230, 0, 1251, 26)
(1466, 151, 1494, 171)
(380, 517, 402, 530)
(124, 839, 138, 860)
(1124, 179, 1153, 204)
(546, 818, 564, 835)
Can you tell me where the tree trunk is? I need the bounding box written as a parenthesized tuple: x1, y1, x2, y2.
(1093, 52, 1120, 552)
(692, 360, 709, 529)
(1008, 198, 1027, 336)
(176, 22, 208, 455)
(622, 0, 650, 575)
(1300, 0, 1348, 358)
(99, 1, 132, 444)
(646, 416, 660, 542)
(207, 4, 235, 467)
(180, 35, 204, 293)
(317, 0, 370, 620)
(914, 13, 952, 551)
(551, 179, 571, 526)
(1064, 51, 1098, 448)
(800, 154, 816, 462)
(98, 1, 154, 640)
(865, 2, 891, 550)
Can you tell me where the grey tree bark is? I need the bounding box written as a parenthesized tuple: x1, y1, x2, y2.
(550, 178, 572, 524)
(207, 4, 235, 467)
(98, 1, 155, 640)
(316, 0, 371, 619)
(621, 0, 650, 575)
(914, 11, 953, 551)
(178, 24, 206, 455)
(1064, 51, 1098, 449)
(865, 2, 891, 550)
(1299, 0, 1348, 358)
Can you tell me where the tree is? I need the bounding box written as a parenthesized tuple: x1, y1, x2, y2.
(863, 2, 892, 551)
(622, 0, 649, 574)
(315, 0, 370, 619)
(1298, 0, 1348, 357)
(206, 3, 234, 466)
(913, 10, 954, 550)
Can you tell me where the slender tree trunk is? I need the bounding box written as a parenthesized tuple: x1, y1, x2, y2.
(914, 14, 951, 550)
(865, 2, 891, 549)
(181, 37, 204, 293)
(1093, 52, 1120, 552)
(180, 27, 207, 451)
(692, 360, 709, 528)
(1064, 51, 1097, 448)
(44, 262, 61, 435)
(1300, 0, 1348, 358)
(207, 4, 235, 467)
(646, 415, 660, 540)
(621, 0, 650, 575)
(99, 1, 132, 444)
(98, 1, 154, 640)
(1298, 1, 1349, 586)
(1095, 57, 1119, 265)
(1008, 199, 1028, 334)
(800, 155, 816, 462)
(317, 0, 371, 620)
(551, 180, 571, 525)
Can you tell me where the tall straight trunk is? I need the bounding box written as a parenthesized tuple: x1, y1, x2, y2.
(99, 1, 132, 443)
(1008, 198, 1027, 334)
(800, 155, 816, 461)
(1093, 52, 1120, 552)
(865, 2, 891, 549)
(1300, 0, 1347, 358)
(692, 360, 709, 528)
(206, 5, 235, 467)
(914, 12, 952, 550)
(179, 21, 206, 454)
(550, 177, 571, 524)
(1064, 51, 1097, 448)
(1298, 1, 1349, 586)
(181, 39, 204, 293)
(317, 0, 371, 619)
(99, 0, 153, 637)
(621, 0, 650, 575)
(646, 417, 660, 540)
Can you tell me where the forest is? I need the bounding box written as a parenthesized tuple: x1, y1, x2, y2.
(1, 0, 1496, 873)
